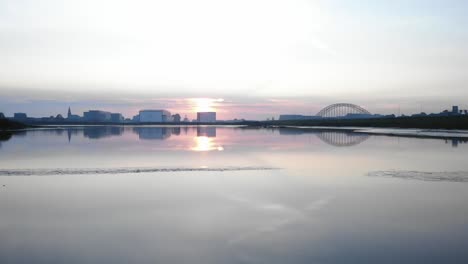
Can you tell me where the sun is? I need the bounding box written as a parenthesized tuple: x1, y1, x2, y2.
(190, 98, 223, 113)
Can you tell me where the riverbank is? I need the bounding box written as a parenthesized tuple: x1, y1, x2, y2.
(258, 115, 468, 130)
(0, 118, 29, 131)
(6, 115, 468, 130)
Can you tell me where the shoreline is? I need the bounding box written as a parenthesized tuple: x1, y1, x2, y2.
(4, 115, 468, 130)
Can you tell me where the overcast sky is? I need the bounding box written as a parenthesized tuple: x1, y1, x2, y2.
(1, 0, 467, 119)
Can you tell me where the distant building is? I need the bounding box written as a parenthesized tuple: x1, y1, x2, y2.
(0, 112, 5, 119)
(83, 110, 112, 122)
(139, 110, 172, 122)
(172, 114, 181, 122)
(14, 113, 27, 119)
(183, 115, 189, 122)
(429, 106, 466, 117)
(67, 107, 81, 121)
(110, 113, 124, 122)
(197, 112, 216, 122)
(279, 115, 321, 121)
(225, 118, 246, 123)
(411, 112, 427, 117)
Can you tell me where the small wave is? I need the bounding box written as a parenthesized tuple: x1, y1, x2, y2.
(0, 166, 280, 176)
(368, 170, 468, 182)
(356, 129, 468, 139)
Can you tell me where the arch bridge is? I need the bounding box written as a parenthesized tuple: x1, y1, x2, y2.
(317, 103, 371, 118)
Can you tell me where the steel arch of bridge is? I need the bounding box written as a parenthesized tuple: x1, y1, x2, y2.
(317, 103, 371, 118)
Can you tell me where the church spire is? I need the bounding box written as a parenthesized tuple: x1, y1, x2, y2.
(68, 107, 72, 118)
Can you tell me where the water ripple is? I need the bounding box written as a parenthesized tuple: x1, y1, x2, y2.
(368, 170, 468, 182)
(0, 166, 280, 176)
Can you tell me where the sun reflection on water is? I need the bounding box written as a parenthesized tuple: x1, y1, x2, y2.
(192, 136, 224, 152)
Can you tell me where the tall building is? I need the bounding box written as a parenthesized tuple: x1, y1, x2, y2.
(197, 112, 216, 122)
(453, 106, 459, 114)
(172, 114, 181, 122)
(67, 107, 81, 120)
(139, 110, 172, 122)
(111, 113, 124, 122)
(13, 113, 27, 119)
(83, 110, 112, 122)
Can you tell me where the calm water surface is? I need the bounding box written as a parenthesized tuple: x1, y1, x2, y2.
(1, 126, 468, 264)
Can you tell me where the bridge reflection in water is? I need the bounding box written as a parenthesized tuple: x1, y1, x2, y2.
(316, 131, 370, 147)
(278, 128, 370, 147)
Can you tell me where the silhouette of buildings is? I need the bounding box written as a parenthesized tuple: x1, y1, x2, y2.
(139, 110, 172, 122)
(13, 113, 27, 119)
(0, 112, 5, 119)
(412, 105, 467, 117)
(197, 112, 216, 122)
(5, 103, 468, 125)
(279, 115, 321, 121)
(172, 114, 181, 122)
(83, 110, 124, 122)
(132, 114, 140, 122)
(67, 107, 81, 121)
(110, 113, 124, 122)
(83, 110, 112, 122)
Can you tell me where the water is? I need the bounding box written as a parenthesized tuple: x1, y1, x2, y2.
(1, 126, 468, 264)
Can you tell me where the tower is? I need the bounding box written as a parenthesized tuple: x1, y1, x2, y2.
(67, 107, 72, 119)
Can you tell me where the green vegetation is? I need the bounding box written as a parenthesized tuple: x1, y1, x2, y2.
(0, 118, 29, 131)
(257, 115, 468, 130)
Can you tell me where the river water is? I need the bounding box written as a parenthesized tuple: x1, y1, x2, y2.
(1, 126, 467, 263)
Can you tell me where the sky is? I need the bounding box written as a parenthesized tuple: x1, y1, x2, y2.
(0, 0, 467, 119)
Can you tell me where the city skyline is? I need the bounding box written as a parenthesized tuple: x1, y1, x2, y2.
(2, 96, 468, 121)
(3, 102, 466, 123)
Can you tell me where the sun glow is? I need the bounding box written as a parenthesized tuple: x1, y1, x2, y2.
(190, 98, 224, 113)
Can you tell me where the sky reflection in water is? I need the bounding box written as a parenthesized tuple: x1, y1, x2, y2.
(1, 126, 468, 264)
